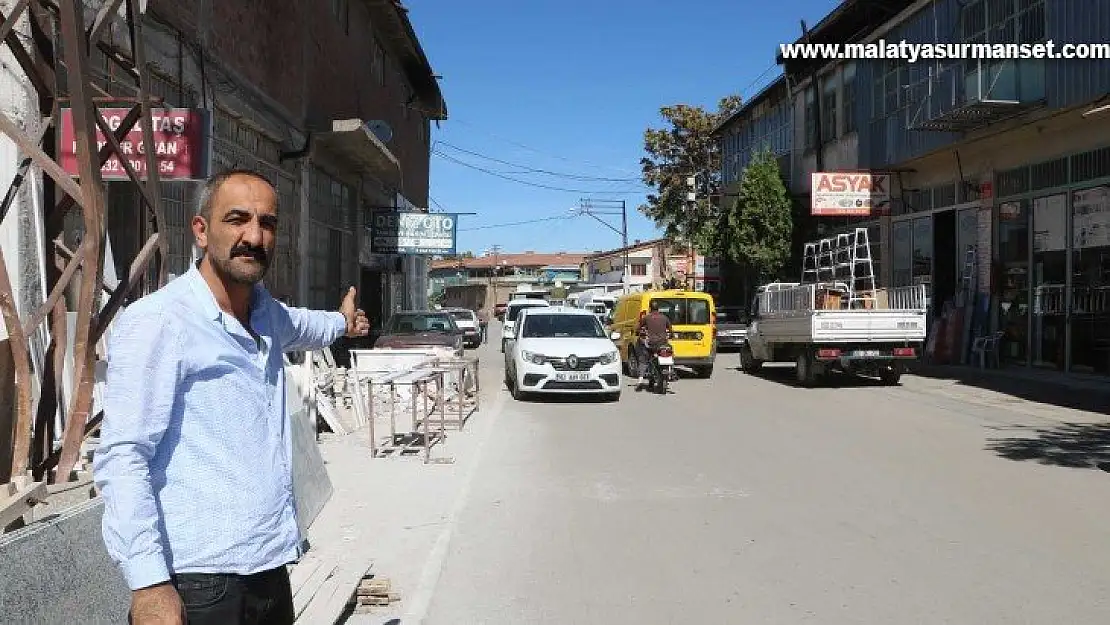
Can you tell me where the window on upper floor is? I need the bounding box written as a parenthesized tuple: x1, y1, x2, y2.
(821, 74, 838, 144)
(960, 0, 1046, 101)
(330, 0, 349, 34)
(842, 63, 857, 134)
(804, 85, 817, 150)
(872, 59, 906, 119)
(374, 42, 385, 85)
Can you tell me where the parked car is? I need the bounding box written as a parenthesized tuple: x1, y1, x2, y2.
(443, 307, 482, 348)
(714, 305, 749, 352)
(503, 307, 622, 402)
(373, 310, 464, 356)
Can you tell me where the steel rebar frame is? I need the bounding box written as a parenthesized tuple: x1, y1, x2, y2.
(0, 0, 167, 486)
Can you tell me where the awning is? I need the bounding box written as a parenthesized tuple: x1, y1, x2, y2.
(314, 119, 400, 178)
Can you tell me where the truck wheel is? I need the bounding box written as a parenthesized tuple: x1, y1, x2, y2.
(695, 364, 714, 379)
(740, 345, 763, 373)
(796, 352, 817, 387)
(879, 364, 902, 385)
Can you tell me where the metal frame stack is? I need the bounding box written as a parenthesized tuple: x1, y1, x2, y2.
(800, 227, 877, 309)
(0, 0, 168, 505)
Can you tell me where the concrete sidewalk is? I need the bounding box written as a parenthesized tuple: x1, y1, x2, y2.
(298, 347, 507, 625)
(906, 363, 1110, 415)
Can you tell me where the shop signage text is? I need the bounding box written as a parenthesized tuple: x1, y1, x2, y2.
(811, 172, 890, 216)
(371, 211, 458, 255)
(59, 108, 211, 181)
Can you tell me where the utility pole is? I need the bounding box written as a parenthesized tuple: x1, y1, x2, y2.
(576, 199, 629, 294)
(486, 244, 502, 311)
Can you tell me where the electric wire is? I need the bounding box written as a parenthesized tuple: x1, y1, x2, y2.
(435, 141, 642, 183)
(456, 214, 578, 232)
(433, 150, 641, 195)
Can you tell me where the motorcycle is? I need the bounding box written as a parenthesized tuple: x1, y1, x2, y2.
(640, 332, 676, 394)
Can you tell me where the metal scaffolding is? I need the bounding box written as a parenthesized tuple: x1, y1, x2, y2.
(0, 0, 167, 496)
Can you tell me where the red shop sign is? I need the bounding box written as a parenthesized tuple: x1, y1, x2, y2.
(58, 107, 212, 181)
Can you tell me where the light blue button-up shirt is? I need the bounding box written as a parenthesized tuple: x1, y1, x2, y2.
(93, 263, 347, 591)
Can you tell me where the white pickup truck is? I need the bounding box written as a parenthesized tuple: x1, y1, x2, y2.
(739, 282, 928, 386)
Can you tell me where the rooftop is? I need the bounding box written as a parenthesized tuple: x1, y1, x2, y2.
(584, 238, 669, 261)
(712, 75, 790, 136)
(776, 0, 917, 81)
(365, 0, 447, 120)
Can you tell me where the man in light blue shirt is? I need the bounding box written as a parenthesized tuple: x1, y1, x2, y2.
(93, 169, 369, 625)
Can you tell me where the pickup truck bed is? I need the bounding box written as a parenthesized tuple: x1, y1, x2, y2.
(742, 283, 928, 386)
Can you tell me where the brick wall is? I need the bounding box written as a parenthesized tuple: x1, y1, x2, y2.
(147, 0, 433, 206)
(306, 2, 431, 207)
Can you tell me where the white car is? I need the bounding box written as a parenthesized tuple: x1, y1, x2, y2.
(444, 308, 481, 348)
(501, 299, 550, 353)
(504, 307, 622, 402)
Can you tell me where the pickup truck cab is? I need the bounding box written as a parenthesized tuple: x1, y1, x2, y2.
(741, 282, 927, 386)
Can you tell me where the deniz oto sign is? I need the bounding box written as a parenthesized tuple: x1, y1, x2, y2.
(58, 107, 211, 181)
(371, 211, 458, 255)
(811, 172, 890, 216)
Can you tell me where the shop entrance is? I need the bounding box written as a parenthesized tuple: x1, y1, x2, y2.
(933, 210, 957, 308)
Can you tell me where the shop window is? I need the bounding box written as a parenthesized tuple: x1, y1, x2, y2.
(1031, 194, 1068, 369)
(892, 220, 913, 287)
(1071, 147, 1110, 185)
(996, 199, 1029, 363)
(1070, 186, 1110, 375)
(912, 217, 933, 287)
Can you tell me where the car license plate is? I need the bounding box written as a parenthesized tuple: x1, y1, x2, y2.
(852, 350, 881, 357)
(555, 373, 589, 382)
(657, 356, 674, 365)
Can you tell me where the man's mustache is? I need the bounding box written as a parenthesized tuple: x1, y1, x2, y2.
(230, 245, 268, 263)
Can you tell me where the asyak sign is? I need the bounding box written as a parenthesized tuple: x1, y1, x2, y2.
(58, 107, 211, 181)
(811, 172, 890, 216)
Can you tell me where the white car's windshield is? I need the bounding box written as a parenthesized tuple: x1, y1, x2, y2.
(447, 310, 474, 322)
(522, 314, 605, 339)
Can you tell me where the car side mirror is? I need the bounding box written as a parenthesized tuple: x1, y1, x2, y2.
(610, 331, 621, 341)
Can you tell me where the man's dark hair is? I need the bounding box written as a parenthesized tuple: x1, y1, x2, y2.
(196, 168, 275, 221)
(649, 299, 661, 312)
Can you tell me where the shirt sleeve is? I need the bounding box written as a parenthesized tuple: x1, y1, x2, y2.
(272, 301, 348, 352)
(92, 307, 185, 591)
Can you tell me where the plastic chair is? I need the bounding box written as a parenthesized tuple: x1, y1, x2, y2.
(970, 330, 1005, 368)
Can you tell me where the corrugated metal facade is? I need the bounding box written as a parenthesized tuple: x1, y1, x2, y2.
(1046, 0, 1110, 109)
(859, 0, 964, 168)
(857, 0, 1108, 169)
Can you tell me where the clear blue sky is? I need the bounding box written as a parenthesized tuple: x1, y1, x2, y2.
(407, 0, 839, 256)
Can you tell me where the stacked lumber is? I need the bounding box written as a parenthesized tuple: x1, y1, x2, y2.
(351, 575, 401, 614)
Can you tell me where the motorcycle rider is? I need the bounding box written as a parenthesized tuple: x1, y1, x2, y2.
(636, 299, 673, 387)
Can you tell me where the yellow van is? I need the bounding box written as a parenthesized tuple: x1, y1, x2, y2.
(609, 289, 717, 378)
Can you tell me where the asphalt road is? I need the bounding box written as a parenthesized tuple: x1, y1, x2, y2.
(423, 325, 1110, 624)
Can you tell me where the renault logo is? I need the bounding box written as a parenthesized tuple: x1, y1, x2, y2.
(567, 355, 579, 369)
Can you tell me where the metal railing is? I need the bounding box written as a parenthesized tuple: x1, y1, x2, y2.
(758, 283, 928, 315)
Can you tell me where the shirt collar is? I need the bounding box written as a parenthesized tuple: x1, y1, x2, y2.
(185, 260, 267, 322)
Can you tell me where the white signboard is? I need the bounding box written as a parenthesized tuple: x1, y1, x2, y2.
(811, 172, 890, 216)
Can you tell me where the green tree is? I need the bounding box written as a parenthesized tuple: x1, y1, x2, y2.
(725, 147, 793, 285)
(639, 95, 743, 252)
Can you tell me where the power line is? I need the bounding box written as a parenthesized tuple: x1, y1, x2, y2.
(433, 150, 641, 195)
(435, 141, 642, 183)
(445, 117, 642, 176)
(457, 214, 577, 232)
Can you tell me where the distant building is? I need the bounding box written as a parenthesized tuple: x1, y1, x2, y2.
(428, 251, 588, 313)
(582, 239, 719, 295)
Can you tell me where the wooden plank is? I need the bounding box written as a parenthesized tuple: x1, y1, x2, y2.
(55, 0, 110, 484)
(292, 558, 337, 619)
(0, 481, 46, 528)
(91, 232, 158, 343)
(21, 239, 86, 337)
(0, 0, 30, 67)
(295, 556, 372, 625)
(0, 253, 33, 479)
(86, 0, 124, 46)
